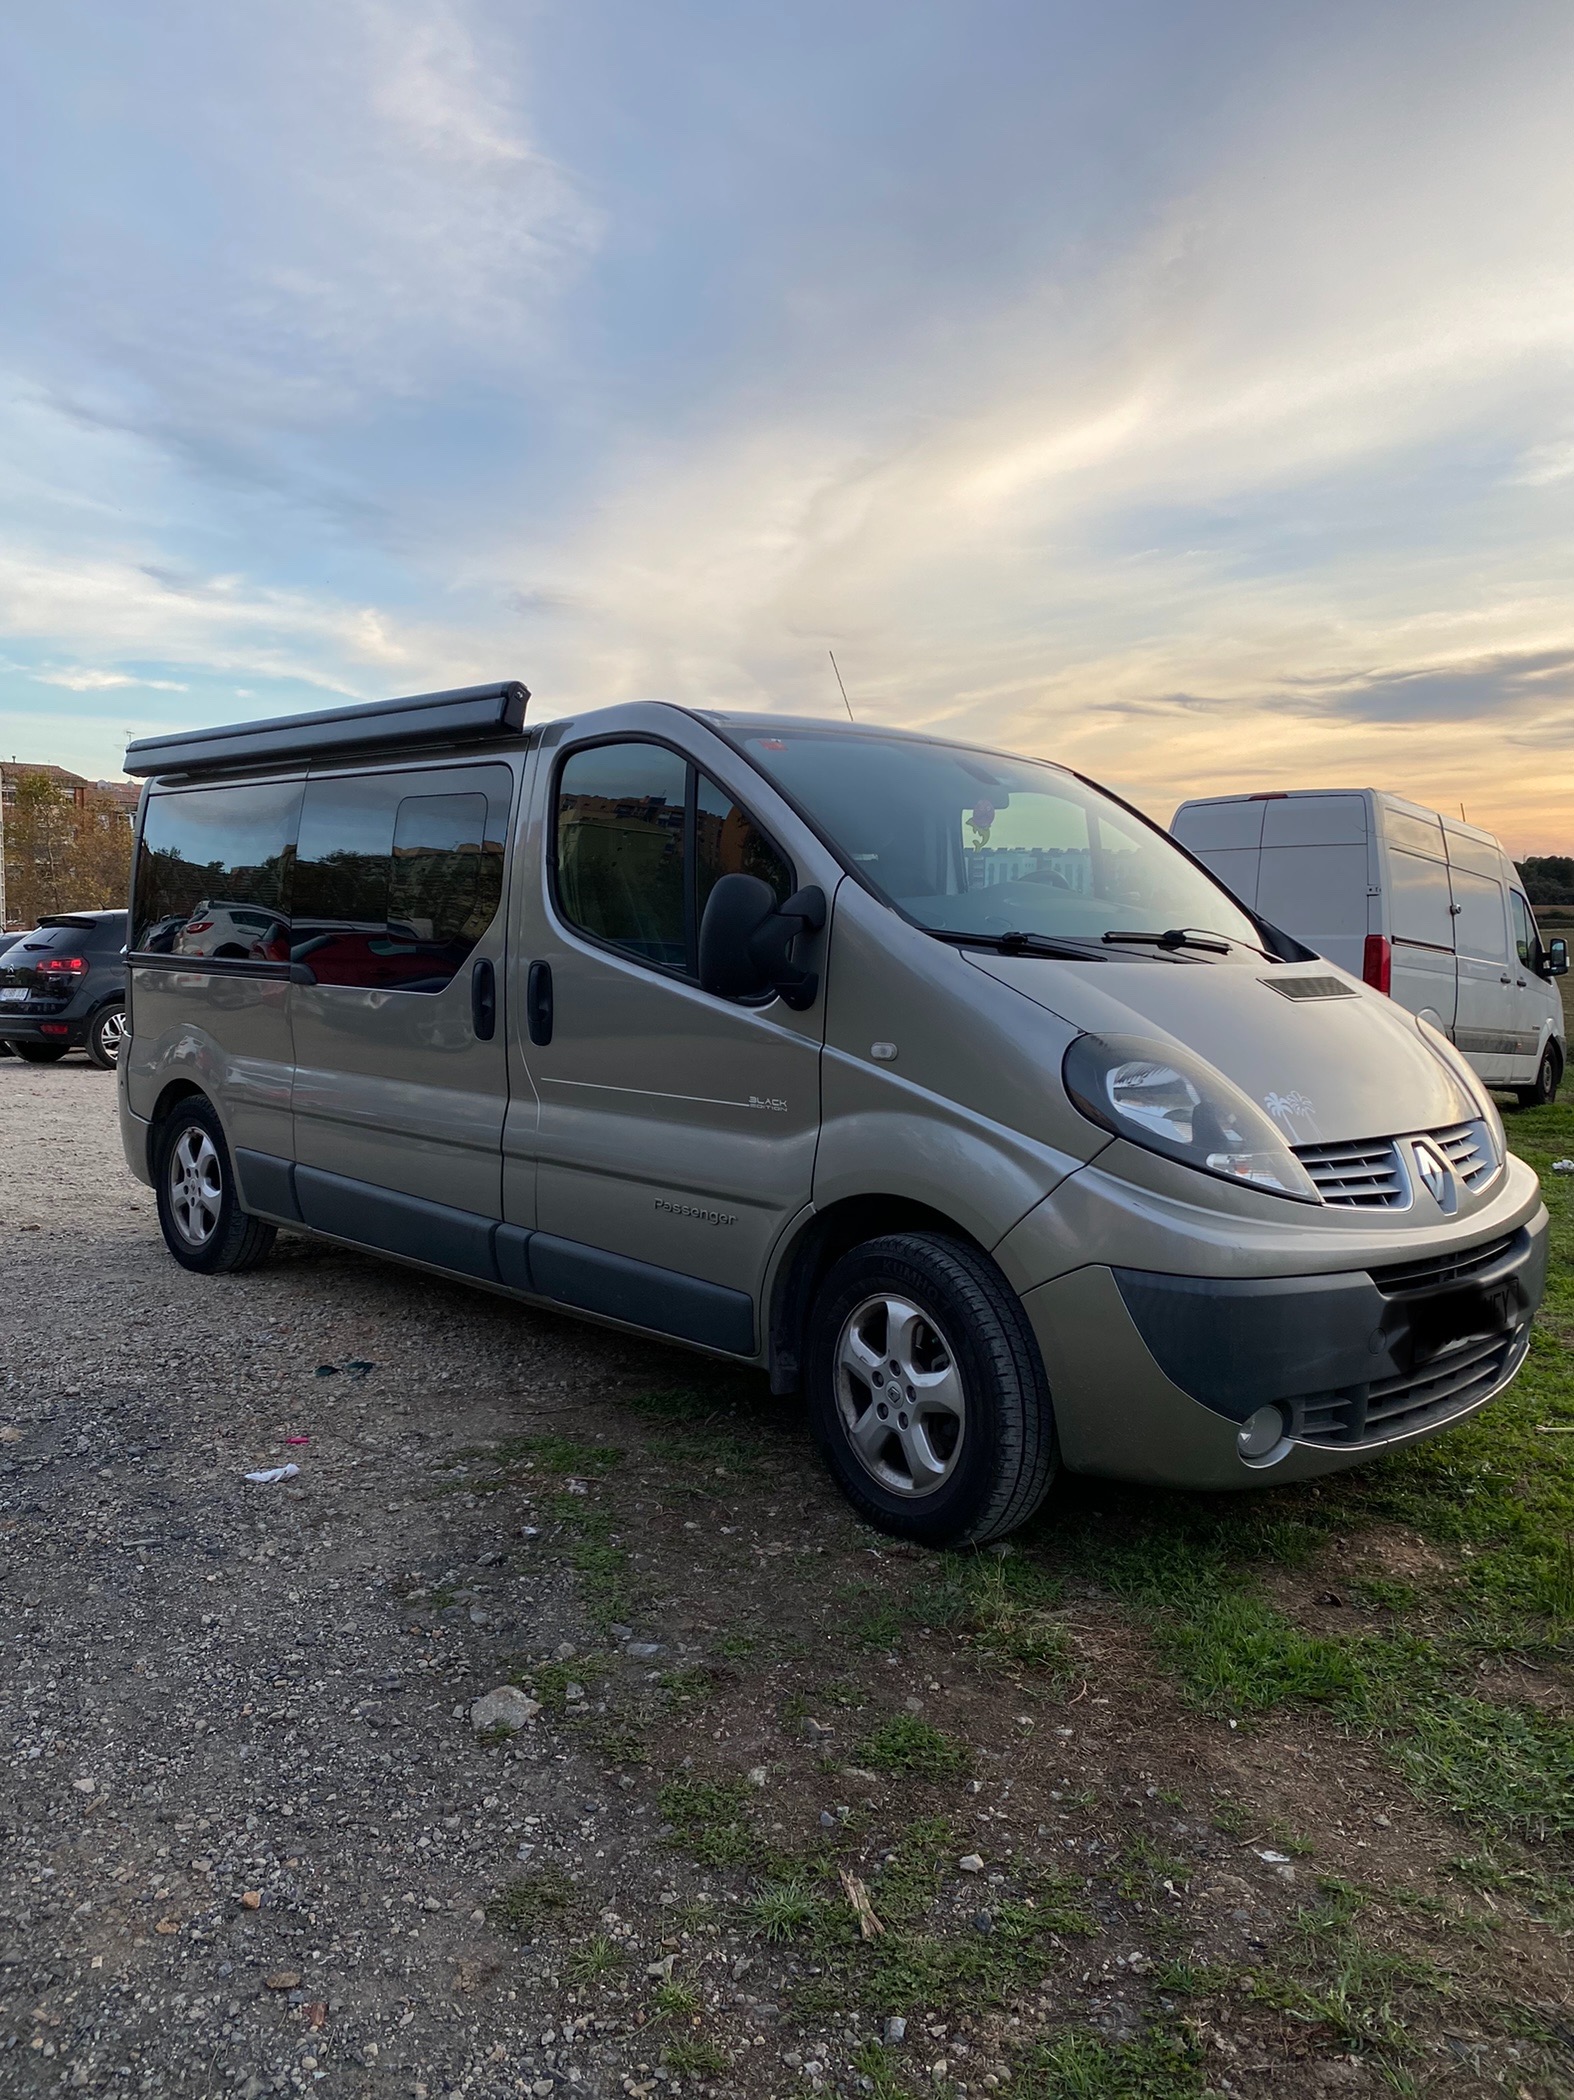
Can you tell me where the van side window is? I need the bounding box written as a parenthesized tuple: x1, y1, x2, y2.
(1449, 869, 1508, 963)
(293, 766, 510, 992)
(695, 772, 793, 923)
(1510, 891, 1537, 969)
(554, 742, 795, 978)
(555, 743, 689, 970)
(132, 781, 301, 959)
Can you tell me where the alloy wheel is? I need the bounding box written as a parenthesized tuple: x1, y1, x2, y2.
(168, 1127, 223, 1247)
(833, 1292, 967, 1497)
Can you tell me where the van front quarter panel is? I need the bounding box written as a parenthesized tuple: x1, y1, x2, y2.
(817, 882, 1102, 1243)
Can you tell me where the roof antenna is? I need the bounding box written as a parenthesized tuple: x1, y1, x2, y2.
(828, 649, 855, 723)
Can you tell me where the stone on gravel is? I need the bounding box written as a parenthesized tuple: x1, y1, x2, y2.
(470, 1684, 543, 1734)
(959, 1853, 984, 1873)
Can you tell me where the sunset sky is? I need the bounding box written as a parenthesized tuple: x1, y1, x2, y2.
(2, 2, 1571, 848)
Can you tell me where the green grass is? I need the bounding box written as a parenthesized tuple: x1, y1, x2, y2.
(565, 1934, 624, 1984)
(1012, 2027, 1210, 2099)
(857, 1713, 972, 1780)
(657, 1774, 768, 1870)
(660, 2036, 729, 2078)
(850, 2039, 918, 2099)
(748, 1876, 824, 1943)
(649, 1979, 701, 2022)
(487, 1866, 575, 1937)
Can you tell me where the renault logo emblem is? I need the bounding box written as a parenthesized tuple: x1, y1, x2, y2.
(1413, 1141, 1453, 1209)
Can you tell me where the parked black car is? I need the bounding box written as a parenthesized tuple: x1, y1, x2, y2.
(0, 931, 27, 1057)
(0, 912, 128, 1068)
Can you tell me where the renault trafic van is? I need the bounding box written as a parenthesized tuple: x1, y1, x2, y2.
(1171, 790, 1568, 1107)
(119, 686, 1549, 1545)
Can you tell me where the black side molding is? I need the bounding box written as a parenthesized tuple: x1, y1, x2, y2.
(295, 1166, 499, 1282)
(235, 1148, 302, 1223)
(231, 1155, 756, 1355)
(521, 1234, 755, 1354)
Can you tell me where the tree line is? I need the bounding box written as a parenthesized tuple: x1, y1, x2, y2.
(1517, 856, 1574, 907)
(2, 773, 134, 927)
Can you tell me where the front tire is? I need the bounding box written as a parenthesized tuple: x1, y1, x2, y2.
(154, 1097, 277, 1275)
(87, 1004, 126, 1070)
(14, 1042, 68, 1064)
(1516, 1043, 1562, 1109)
(806, 1231, 1056, 1547)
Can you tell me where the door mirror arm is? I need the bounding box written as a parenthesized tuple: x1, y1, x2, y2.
(699, 876, 827, 1010)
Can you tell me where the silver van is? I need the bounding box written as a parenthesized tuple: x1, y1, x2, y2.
(1171, 789, 1568, 1107)
(119, 685, 1549, 1545)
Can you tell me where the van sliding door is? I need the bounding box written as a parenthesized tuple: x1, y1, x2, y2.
(287, 760, 518, 1272)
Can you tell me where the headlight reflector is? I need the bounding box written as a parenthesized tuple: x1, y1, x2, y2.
(1064, 1032, 1321, 1202)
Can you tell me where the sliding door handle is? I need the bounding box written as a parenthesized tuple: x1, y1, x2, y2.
(471, 957, 497, 1040)
(527, 960, 553, 1046)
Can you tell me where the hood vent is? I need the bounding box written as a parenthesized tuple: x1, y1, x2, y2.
(1261, 974, 1358, 1001)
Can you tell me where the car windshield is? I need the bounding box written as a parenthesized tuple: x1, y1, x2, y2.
(739, 730, 1261, 949)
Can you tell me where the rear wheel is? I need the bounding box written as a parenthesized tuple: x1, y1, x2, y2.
(87, 1004, 126, 1071)
(806, 1231, 1056, 1547)
(154, 1096, 277, 1275)
(14, 1042, 68, 1064)
(1516, 1043, 1562, 1109)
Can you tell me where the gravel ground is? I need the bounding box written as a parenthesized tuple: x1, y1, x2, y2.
(0, 1058, 738, 2099)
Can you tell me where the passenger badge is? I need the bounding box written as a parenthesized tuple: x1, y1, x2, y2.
(1412, 1140, 1454, 1211)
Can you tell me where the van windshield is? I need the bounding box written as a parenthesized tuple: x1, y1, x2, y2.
(739, 729, 1261, 951)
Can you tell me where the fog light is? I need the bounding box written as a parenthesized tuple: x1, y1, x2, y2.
(1236, 1405, 1288, 1460)
(39, 1023, 69, 1037)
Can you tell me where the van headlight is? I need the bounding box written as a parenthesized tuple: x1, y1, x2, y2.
(1064, 1032, 1321, 1202)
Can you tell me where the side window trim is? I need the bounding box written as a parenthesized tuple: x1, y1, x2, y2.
(548, 733, 796, 986)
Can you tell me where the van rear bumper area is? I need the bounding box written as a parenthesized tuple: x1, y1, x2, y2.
(1022, 1213, 1547, 1489)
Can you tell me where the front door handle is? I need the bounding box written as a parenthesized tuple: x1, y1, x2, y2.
(527, 959, 553, 1046)
(471, 957, 497, 1040)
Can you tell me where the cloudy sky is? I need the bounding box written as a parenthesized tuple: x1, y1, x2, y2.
(2, 1, 1571, 847)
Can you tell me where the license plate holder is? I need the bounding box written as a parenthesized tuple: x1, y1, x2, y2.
(1411, 1279, 1518, 1363)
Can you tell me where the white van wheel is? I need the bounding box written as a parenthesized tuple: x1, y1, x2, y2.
(808, 1232, 1056, 1547)
(1516, 1044, 1561, 1109)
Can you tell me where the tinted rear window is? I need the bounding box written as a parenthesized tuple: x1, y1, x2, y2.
(133, 782, 302, 957)
(14, 922, 112, 954)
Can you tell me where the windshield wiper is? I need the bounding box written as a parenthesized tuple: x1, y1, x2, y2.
(929, 929, 1106, 961)
(1101, 926, 1238, 956)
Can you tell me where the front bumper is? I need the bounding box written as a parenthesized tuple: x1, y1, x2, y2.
(1021, 1208, 1548, 1489)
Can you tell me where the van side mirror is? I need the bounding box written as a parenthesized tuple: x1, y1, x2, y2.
(699, 875, 826, 1010)
(1546, 936, 1569, 977)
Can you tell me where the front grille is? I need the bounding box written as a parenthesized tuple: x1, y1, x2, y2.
(1298, 1329, 1525, 1448)
(1293, 1137, 1406, 1208)
(1369, 1231, 1518, 1297)
(1431, 1120, 1495, 1189)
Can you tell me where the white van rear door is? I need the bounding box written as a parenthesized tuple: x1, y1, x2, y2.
(1253, 793, 1369, 973)
(1385, 836, 1456, 1034)
(1169, 797, 1263, 906)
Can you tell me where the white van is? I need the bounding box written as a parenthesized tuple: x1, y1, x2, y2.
(1171, 791, 1567, 1107)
